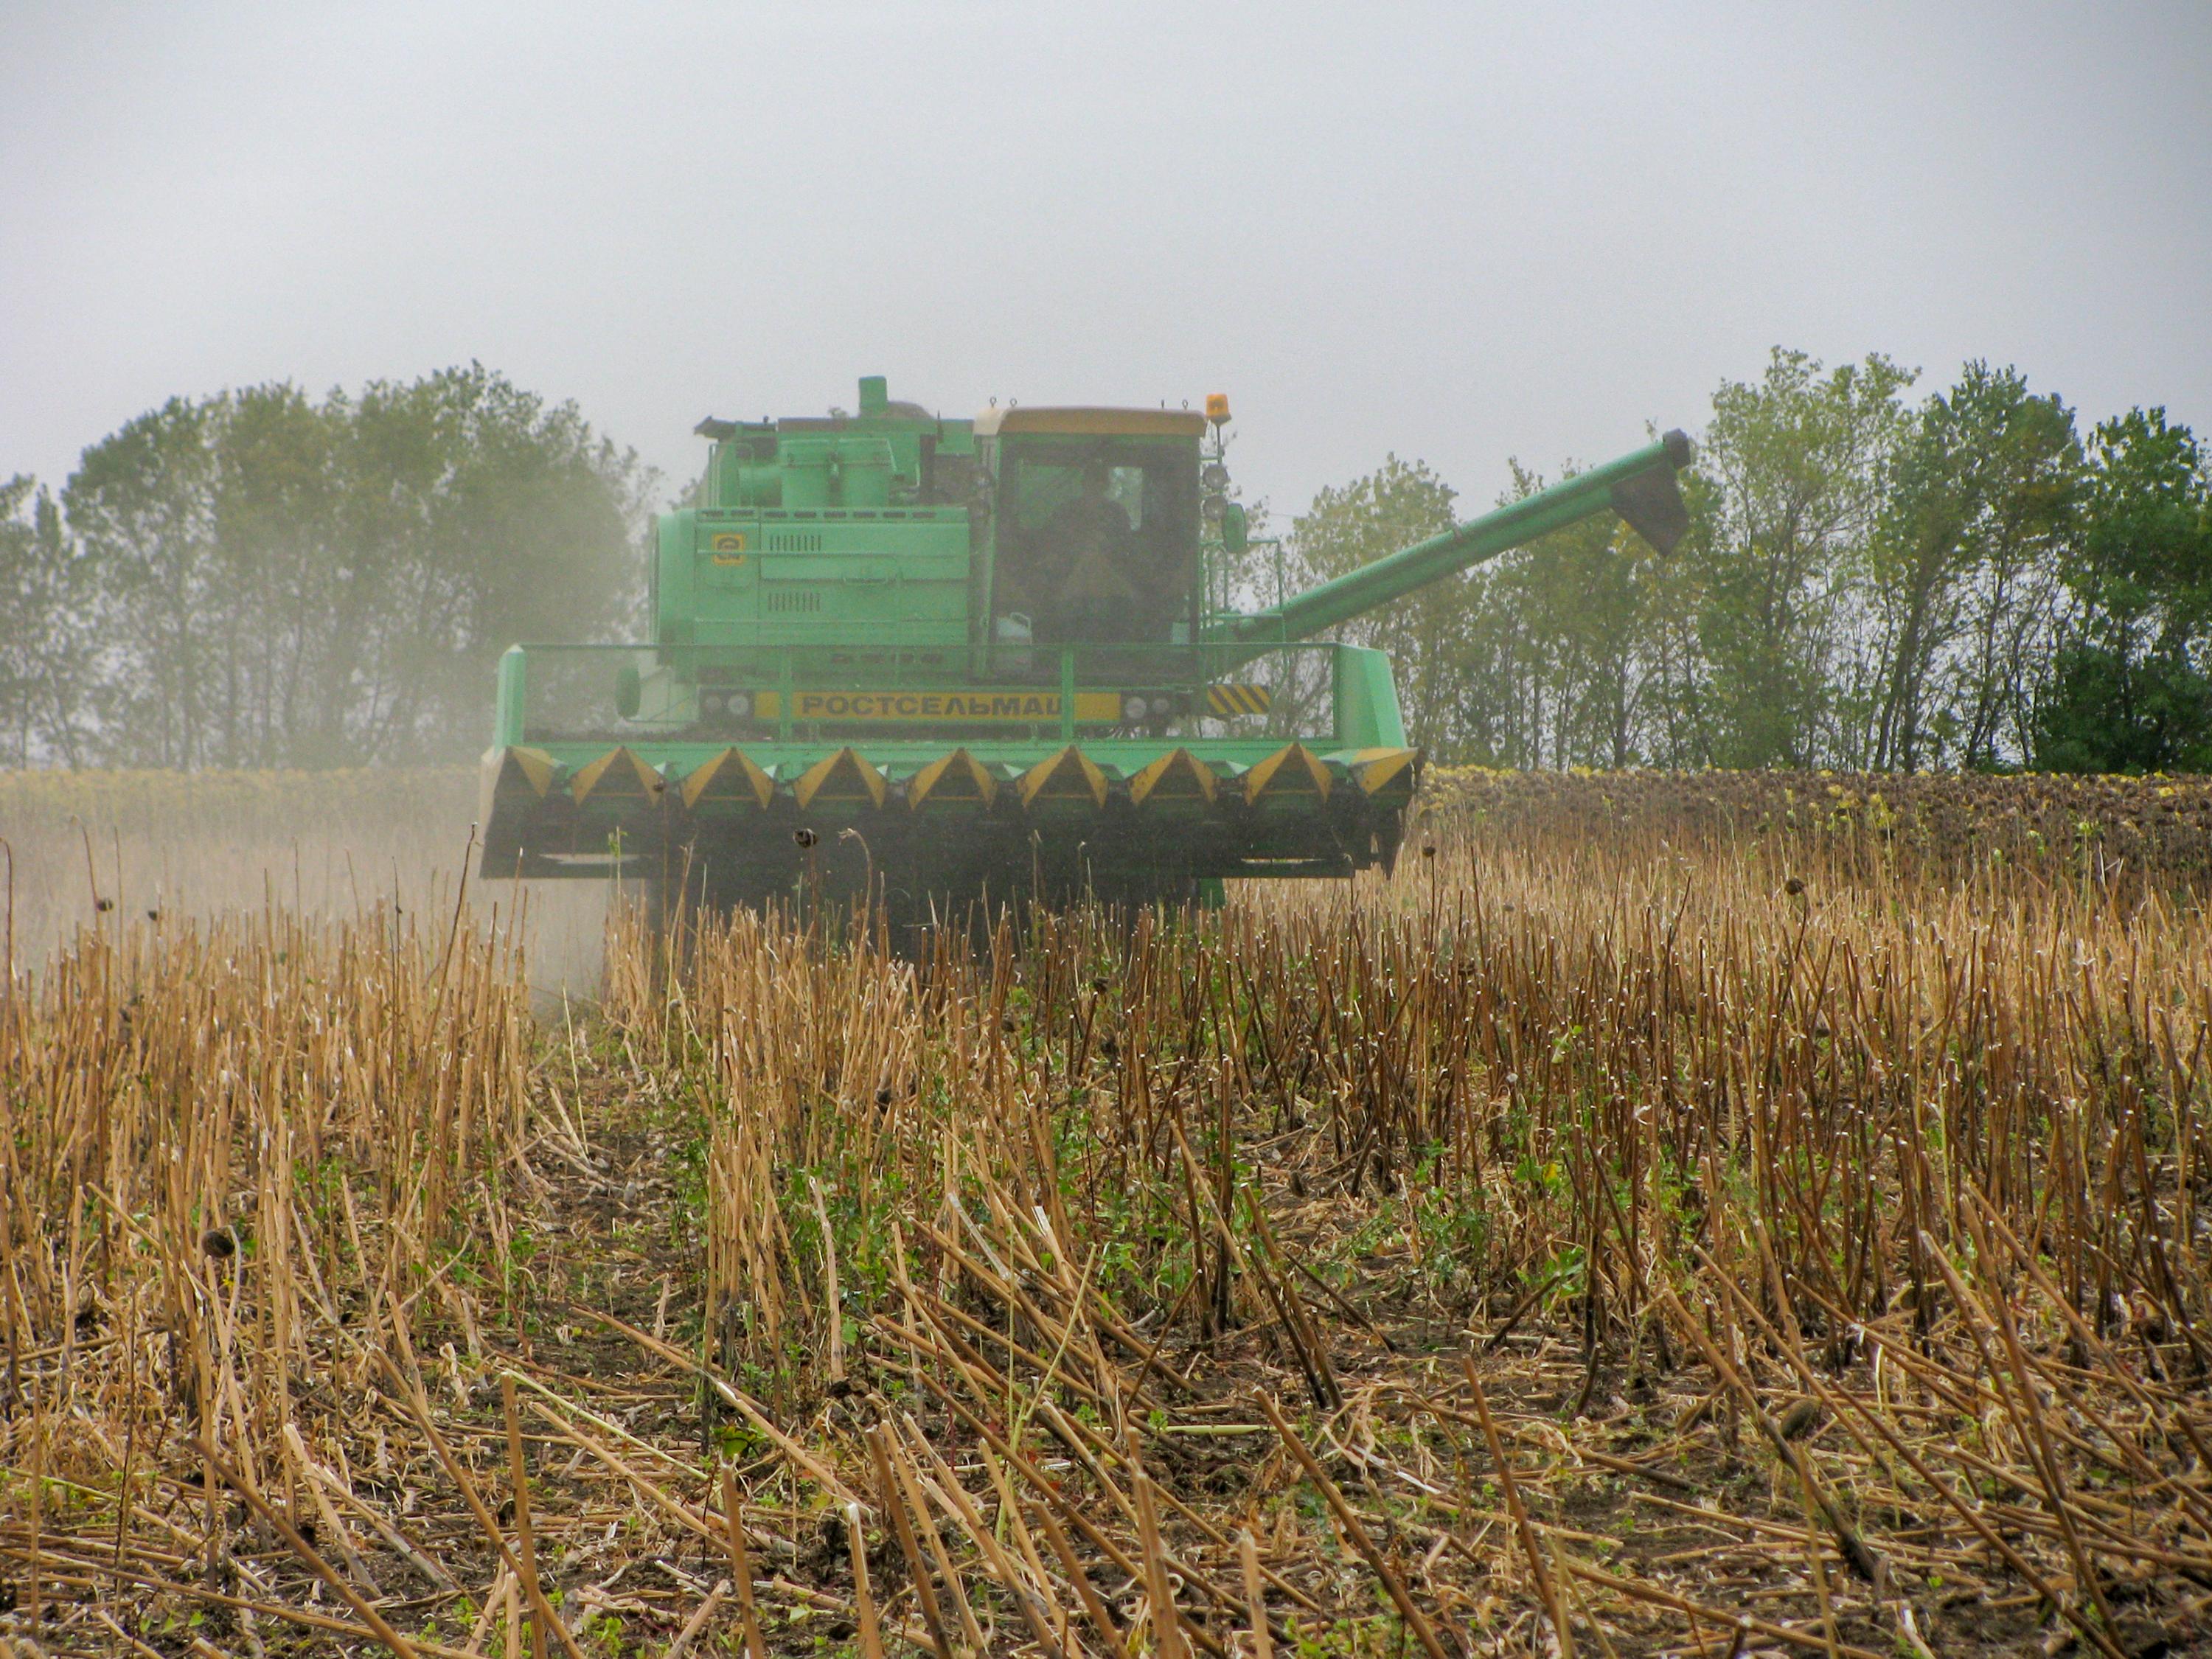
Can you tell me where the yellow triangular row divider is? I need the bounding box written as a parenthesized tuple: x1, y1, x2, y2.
(1346, 747, 1419, 796)
(681, 747, 776, 811)
(495, 746, 557, 798)
(907, 748, 998, 809)
(1018, 745, 1109, 810)
(1128, 747, 1218, 807)
(1242, 742, 1332, 804)
(794, 747, 888, 811)
(570, 746, 665, 804)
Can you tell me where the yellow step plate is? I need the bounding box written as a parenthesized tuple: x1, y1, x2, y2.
(1018, 745, 1110, 810)
(1242, 743, 1332, 804)
(571, 746, 667, 805)
(793, 746, 888, 811)
(681, 747, 776, 811)
(907, 748, 998, 810)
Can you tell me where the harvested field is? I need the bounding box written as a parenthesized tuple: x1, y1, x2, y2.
(1427, 765, 2212, 888)
(4, 769, 2211, 1657)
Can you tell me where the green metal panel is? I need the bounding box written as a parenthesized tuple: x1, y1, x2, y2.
(685, 509, 970, 652)
(1332, 647, 1406, 749)
(494, 645, 526, 747)
(837, 437, 894, 507)
(781, 439, 834, 509)
(657, 511, 698, 645)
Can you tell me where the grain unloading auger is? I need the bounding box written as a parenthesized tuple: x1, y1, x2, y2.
(480, 378, 1691, 914)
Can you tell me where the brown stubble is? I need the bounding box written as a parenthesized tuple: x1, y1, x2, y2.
(2, 769, 2209, 1655)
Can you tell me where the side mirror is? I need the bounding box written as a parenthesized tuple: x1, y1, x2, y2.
(614, 664, 641, 720)
(1221, 501, 1249, 555)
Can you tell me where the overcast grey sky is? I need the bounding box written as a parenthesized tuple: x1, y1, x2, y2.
(4, 2, 2208, 523)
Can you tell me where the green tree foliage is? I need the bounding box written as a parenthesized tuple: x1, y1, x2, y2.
(1444, 465, 1671, 770)
(1869, 363, 2081, 771)
(1689, 349, 1916, 768)
(55, 366, 653, 768)
(2034, 410, 2212, 773)
(1285, 349, 2140, 773)
(1286, 456, 1461, 751)
(0, 476, 97, 766)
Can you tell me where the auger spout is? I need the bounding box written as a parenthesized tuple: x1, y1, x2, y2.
(1211, 429, 1693, 646)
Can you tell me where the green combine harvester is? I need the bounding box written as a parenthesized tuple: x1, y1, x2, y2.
(480, 377, 1691, 915)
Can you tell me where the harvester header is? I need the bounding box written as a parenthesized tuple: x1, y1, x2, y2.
(481, 378, 1691, 914)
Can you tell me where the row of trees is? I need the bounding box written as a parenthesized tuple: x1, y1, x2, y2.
(1, 365, 652, 768)
(7, 349, 2206, 773)
(1294, 349, 2212, 772)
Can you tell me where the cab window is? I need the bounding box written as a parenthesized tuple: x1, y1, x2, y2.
(995, 443, 1197, 646)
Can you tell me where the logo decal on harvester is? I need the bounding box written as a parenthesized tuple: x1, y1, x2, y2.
(709, 532, 748, 566)
(755, 689, 1125, 723)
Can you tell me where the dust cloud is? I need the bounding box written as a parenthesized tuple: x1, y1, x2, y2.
(2, 769, 616, 1006)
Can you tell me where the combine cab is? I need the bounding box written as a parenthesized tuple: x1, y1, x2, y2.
(481, 377, 1691, 914)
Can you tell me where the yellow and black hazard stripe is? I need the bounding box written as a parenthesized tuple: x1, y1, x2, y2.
(1206, 682, 1273, 716)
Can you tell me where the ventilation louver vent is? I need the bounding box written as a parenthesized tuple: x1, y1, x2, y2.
(765, 591, 823, 613)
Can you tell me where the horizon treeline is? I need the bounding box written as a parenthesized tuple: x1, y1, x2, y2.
(0, 364, 653, 769)
(4, 348, 2208, 773)
(1293, 348, 2212, 773)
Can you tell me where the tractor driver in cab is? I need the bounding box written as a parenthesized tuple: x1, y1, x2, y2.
(1043, 455, 1140, 641)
